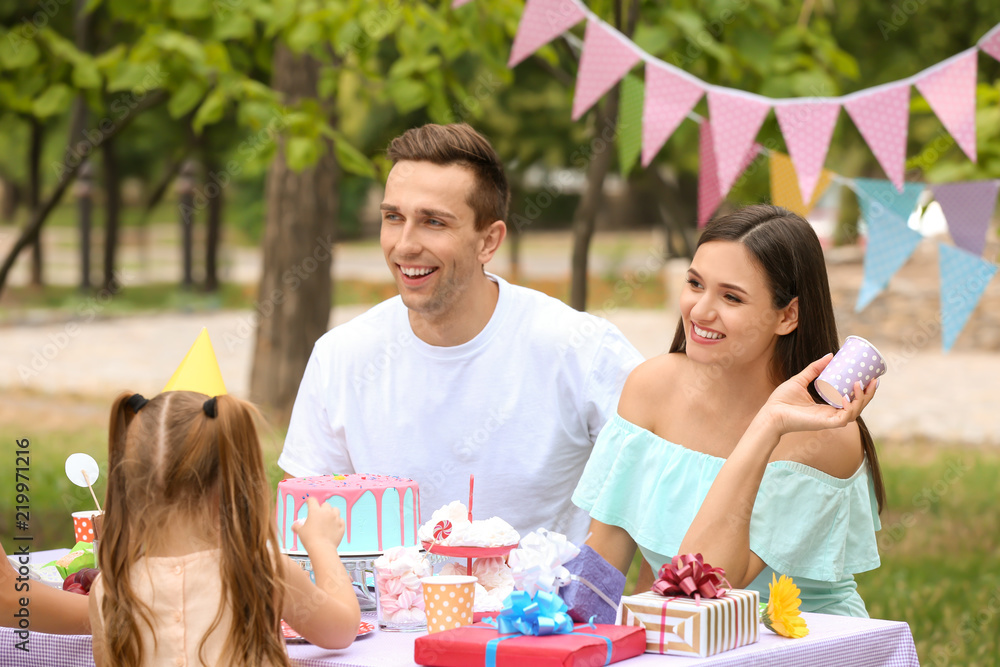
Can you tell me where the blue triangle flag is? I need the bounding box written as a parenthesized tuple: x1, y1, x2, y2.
(855, 191, 925, 312)
(854, 178, 924, 225)
(938, 244, 998, 352)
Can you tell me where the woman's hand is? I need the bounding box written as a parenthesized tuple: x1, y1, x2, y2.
(291, 498, 345, 552)
(760, 354, 877, 437)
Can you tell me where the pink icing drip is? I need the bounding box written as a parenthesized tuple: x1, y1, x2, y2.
(277, 474, 419, 551)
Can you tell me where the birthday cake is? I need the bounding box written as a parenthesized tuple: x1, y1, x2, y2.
(276, 474, 421, 555)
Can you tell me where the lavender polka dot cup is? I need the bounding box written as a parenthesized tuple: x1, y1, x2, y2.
(814, 336, 887, 408)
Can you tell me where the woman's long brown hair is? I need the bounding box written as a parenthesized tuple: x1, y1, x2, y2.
(668, 205, 886, 513)
(99, 391, 289, 667)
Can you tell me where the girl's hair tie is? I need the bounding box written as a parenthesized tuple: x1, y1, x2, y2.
(203, 396, 218, 418)
(126, 393, 149, 413)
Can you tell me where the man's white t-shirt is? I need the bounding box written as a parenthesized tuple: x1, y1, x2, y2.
(279, 274, 644, 544)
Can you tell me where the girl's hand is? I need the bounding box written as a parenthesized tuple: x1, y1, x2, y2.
(761, 354, 877, 436)
(291, 497, 346, 551)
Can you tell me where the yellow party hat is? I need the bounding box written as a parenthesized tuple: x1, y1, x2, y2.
(770, 151, 834, 218)
(162, 328, 228, 396)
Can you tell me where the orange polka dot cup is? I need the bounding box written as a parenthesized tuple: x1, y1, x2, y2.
(72, 510, 102, 543)
(421, 575, 476, 634)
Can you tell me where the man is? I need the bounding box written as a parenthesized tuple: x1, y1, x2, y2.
(279, 123, 642, 544)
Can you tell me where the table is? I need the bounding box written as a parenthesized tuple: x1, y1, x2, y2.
(4, 551, 919, 666)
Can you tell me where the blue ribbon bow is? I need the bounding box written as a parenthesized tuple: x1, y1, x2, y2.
(496, 590, 575, 636)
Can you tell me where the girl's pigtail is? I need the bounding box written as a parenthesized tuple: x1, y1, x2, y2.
(101, 392, 152, 667)
(212, 395, 289, 667)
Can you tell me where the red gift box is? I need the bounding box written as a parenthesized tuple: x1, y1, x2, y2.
(414, 622, 646, 667)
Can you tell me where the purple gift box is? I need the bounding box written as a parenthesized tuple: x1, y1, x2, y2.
(558, 545, 625, 625)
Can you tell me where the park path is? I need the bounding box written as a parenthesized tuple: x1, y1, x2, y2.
(1, 306, 998, 447)
(1, 225, 998, 445)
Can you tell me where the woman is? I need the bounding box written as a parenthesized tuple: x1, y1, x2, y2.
(573, 205, 884, 617)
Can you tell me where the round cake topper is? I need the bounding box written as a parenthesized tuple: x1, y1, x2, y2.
(65, 453, 100, 488)
(433, 520, 453, 541)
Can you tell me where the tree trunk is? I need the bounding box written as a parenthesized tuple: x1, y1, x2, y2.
(1, 177, 20, 222)
(204, 143, 222, 292)
(28, 118, 43, 286)
(71, 0, 94, 288)
(0, 91, 166, 298)
(102, 137, 121, 292)
(568, 0, 638, 311)
(569, 96, 619, 311)
(250, 44, 339, 423)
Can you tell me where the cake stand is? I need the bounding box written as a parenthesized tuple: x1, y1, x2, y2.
(289, 551, 448, 611)
(419, 542, 516, 578)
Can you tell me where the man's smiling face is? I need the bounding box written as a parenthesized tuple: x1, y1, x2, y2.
(380, 160, 493, 320)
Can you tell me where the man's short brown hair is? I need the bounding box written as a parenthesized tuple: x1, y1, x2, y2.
(386, 123, 510, 231)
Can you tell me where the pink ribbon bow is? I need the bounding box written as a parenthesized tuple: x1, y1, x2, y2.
(650, 553, 731, 601)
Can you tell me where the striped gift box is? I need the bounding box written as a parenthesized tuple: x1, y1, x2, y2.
(615, 589, 759, 657)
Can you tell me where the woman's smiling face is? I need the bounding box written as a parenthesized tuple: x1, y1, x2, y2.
(680, 240, 798, 369)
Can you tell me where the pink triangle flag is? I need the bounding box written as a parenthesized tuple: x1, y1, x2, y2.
(980, 26, 1000, 63)
(571, 21, 641, 120)
(707, 91, 771, 196)
(698, 121, 762, 227)
(775, 101, 840, 204)
(641, 62, 704, 167)
(930, 180, 1000, 258)
(844, 83, 911, 192)
(915, 51, 978, 162)
(452, 0, 473, 7)
(508, 0, 586, 67)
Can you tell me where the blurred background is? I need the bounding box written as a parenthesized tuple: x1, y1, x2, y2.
(1, 1, 999, 663)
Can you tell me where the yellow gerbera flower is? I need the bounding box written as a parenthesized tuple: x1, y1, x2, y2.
(761, 574, 809, 638)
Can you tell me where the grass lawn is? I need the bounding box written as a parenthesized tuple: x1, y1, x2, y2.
(1, 400, 997, 664)
(0, 273, 668, 319)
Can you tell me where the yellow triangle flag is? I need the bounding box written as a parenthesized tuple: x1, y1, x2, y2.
(162, 328, 228, 396)
(770, 151, 834, 217)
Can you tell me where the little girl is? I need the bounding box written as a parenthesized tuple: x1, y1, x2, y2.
(89, 390, 360, 667)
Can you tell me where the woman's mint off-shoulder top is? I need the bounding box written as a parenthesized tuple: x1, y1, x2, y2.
(572, 414, 882, 617)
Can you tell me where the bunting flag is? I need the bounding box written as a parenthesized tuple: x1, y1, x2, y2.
(844, 83, 911, 192)
(775, 101, 840, 204)
(930, 180, 1000, 258)
(981, 26, 1000, 62)
(508, 0, 586, 67)
(617, 74, 643, 176)
(769, 152, 834, 218)
(571, 21, 641, 120)
(698, 121, 762, 227)
(853, 178, 924, 225)
(855, 193, 925, 312)
(641, 62, 704, 167)
(707, 91, 771, 196)
(938, 244, 998, 352)
(915, 51, 979, 163)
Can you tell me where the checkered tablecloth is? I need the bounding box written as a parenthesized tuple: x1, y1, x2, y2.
(4, 550, 918, 667)
(0, 610, 918, 667)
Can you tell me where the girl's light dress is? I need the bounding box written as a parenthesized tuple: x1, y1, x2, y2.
(92, 548, 284, 666)
(572, 414, 882, 617)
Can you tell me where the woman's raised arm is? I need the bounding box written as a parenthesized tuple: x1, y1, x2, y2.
(677, 355, 877, 587)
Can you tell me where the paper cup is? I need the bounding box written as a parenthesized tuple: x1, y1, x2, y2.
(814, 336, 888, 407)
(421, 575, 476, 633)
(72, 510, 103, 543)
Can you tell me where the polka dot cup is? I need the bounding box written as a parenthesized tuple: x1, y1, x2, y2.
(420, 575, 477, 634)
(814, 336, 887, 408)
(72, 510, 103, 543)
